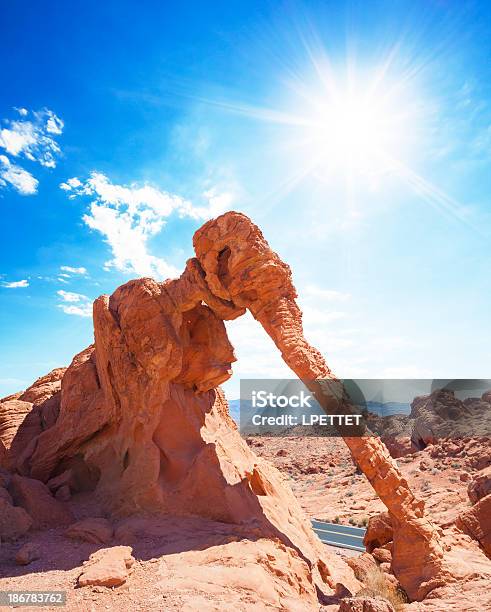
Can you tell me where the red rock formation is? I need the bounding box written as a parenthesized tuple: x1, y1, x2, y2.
(456, 495, 491, 558)
(10, 247, 358, 599)
(0, 497, 32, 540)
(77, 546, 135, 588)
(65, 518, 114, 544)
(364, 513, 393, 553)
(157, 536, 324, 609)
(9, 474, 73, 529)
(6, 211, 447, 600)
(456, 467, 491, 558)
(0, 438, 6, 468)
(0, 368, 64, 470)
(18, 368, 66, 405)
(338, 597, 395, 612)
(15, 542, 41, 566)
(468, 466, 491, 504)
(0, 400, 32, 467)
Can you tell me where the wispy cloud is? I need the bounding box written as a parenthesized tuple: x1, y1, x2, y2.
(60, 266, 87, 275)
(2, 279, 29, 288)
(58, 303, 92, 317)
(60, 171, 233, 279)
(0, 107, 63, 195)
(0, 155, 38, 195)
(57, 289, 87, 303)
(0, 108, 63, 166)
(57, 289, 92, 317)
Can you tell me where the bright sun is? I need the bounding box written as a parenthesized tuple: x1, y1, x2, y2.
(305, 87, 406, 179)
(213, 56, 470, 228)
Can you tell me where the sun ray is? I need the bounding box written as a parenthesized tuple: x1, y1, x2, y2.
(385, 155, 481, 232)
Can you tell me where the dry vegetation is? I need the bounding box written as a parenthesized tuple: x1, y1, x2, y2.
(356, 566, 408, 611)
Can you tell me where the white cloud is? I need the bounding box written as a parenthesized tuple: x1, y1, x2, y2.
(57, 290, 87, 303)
(0, 107, 63, 196)
(61, 171, 234, 280)
(60, 177, 81, 190)
(0, 108, 63, 167)
(57, 289, 92, 317)
(0, 155, 38, 195)
(60, 265, 87, 275)
(2, 279, 29, 288)
(58, 303, 92, 317)
(178, 188, 234, 220)
(45, 111, 64, 135)
(0, 121, 37, 157)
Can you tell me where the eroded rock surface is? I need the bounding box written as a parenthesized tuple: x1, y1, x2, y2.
(65, 518, 114, 544)
(9, 474, 73, 530)
(467, 465, 491, 504)
(338, 597, 395, 612)
(77, 546, 135, 588)
(456, 495, 491, 558)
(0, 439, 6, 468)
(15, 542, 41, 566)
(364, 514, 393, 553)
(0, 498, 32, 540)
(0, 368, 64, 471)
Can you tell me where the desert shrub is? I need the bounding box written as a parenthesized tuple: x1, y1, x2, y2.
(333, 516, 340, 523)
(356, 566, 408, 611)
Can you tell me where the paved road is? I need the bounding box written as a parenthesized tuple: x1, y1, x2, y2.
(311, 519, 366, 552)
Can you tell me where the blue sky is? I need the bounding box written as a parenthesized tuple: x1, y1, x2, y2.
(1, 0, 490, 399)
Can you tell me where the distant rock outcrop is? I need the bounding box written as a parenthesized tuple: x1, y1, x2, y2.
(410, 389, 491, 449)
